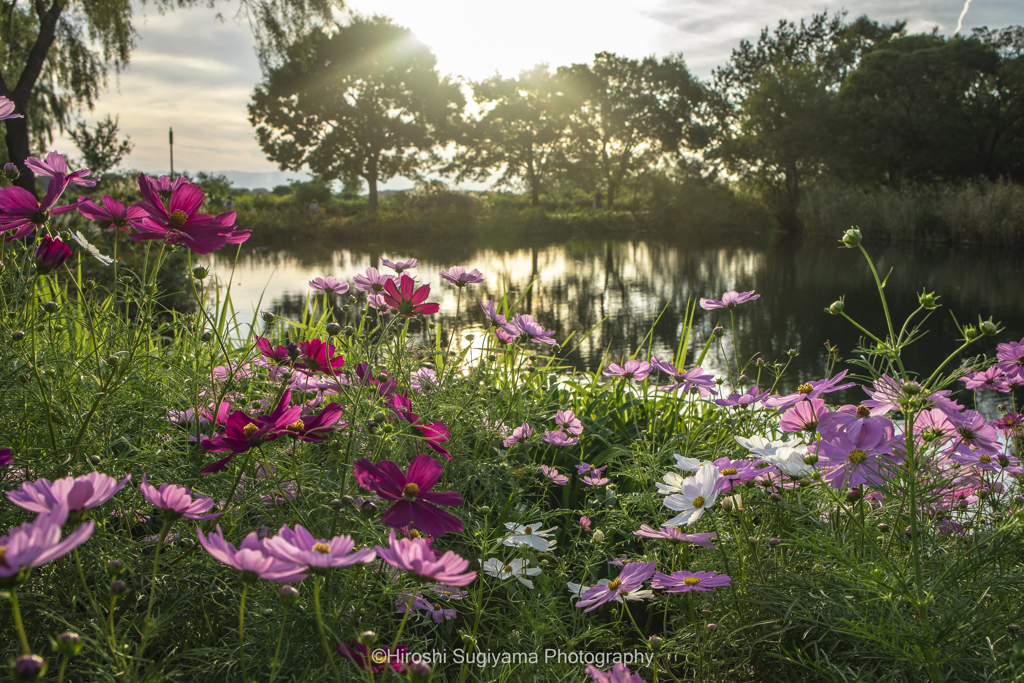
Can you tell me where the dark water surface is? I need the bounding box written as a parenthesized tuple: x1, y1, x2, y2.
(207, 229, 1024, 396)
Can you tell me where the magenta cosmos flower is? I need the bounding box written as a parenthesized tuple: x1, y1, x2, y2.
(575, 561, 657, 612)
(353, 453, 464, 536)
(652, 570, 731, 593)
(34, 235, 73, 274)
(0, 180, 79, 239)
(586, 663, 646, 683)
(308, 276, 349, 294)
(198, 525, 308, 583)
(8, 472, 131, 519)
(603, 360, 652, 381)
(996, 338, 1024, 381)
(439, 266, 484, 287)
(199, 390, 302, 472)
(262, 524, 375, 575)
(139, 474, 221, 520)
(77, 195, 149, 231)
(0, 96, 24, 119)
(338, 642, 407, 674)
(382, 274, 439, 317)
(132, 174, 248, 254)
(0, 509, 95, 588)
(381, 257, 418, 273)
(700, 290, 759, 310)
(376, 530, 476, 585)
(25, 151, 96, 187)
(634, 525, 717, 549)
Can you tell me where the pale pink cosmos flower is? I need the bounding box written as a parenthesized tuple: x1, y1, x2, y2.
(602, 360, 652, 381)
(309, 276, 349, 294)
(652, 570, 731, 593)
(376, 530, 476, 585)
(198, 525, 308, 583)
(7, 472, 131, 518)
(381, 257, 418, 274)
(763, 370, 856, 410)
(139, 474, 221, 520)
(961, 366, 1012, 393)
(634, 525, 717, 549)
(575, 561, 657, 612)
(555, 410, 583, 435)
(586, 663, 646, 683)
(542, 430, 579, 446)
(503, 423, 533, 447)
(540, 465, 568, 485)
(580, 516, 592, 530)
(700, 290, 759, 310)
(650, 357, 717, 397)
(0, 96, 24, 119)
(263, 524, 375, 575)
(779, 398, 827, 433)
(353, 267, 397, 293)
(0, 509, 95, 588)
(439, 266, 484, 287)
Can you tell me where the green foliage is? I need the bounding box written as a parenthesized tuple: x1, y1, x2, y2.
(68, 114, 133, 174)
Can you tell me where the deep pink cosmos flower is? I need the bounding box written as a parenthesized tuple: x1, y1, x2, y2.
(700, 290, 759, 310)
(0, 509, 95, 588)
(77, 195, 149, 232)
(285, 401, 345, 442)
(308, 276, 349, 294)
(633, 525, 717, 549)
(0, 448, 11, 468)
(139, 475, 221, 520)
(381, 257, 418, 273)
(503, 423, 533, 447)
(556, 410, 583, 435)
(353, 453, 465, 536)
(199, 391, 302, 472)
(779, 398, 827, 433)
(198, 525, 308, 583)
(262, 524, 375, 575)
(576, 561, 657, 612)
(382, 274, 440, 316)
(0, 156, 83, 238)
(586, 663, 646, 683)
(0, 96, 24, 119)
(994, 412, 1024, 434)
(652, 570, 731, 593)
(763, 370, 856, 410)
(603, 360, 652, 381)
(8, 472, 131, 519)
(353, 266, 397, 293)
(440, 266, 484, 287)
(650, 357, 717, 397)
(34, 235, 72, 273)
(338, 642, 407, 674)
(541, 465, 568, 485)
(132, 175, 247, 254)
(25, 151, 97, 187)
(375, 530, 476, 585)
(295, 339, 345, 374)
(714, 385, 770, 407)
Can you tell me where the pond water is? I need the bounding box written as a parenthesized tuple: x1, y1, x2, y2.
(204, 229, 1024, 399)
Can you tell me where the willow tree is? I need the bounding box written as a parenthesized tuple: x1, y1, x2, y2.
(249, 15, 464, 210)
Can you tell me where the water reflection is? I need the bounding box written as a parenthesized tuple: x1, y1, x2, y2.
(206, 231, 1024, 396)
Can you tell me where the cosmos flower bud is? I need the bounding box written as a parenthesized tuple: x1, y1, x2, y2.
(648, 635, 664, 651)
(720, 497, 733, 512)
(261, 311, 275, 323)
(408, 661, 433, 682)
(358, 630, 377, 646)
(53, 632, 83, 657)
(712, 326, 725, 338)
(918, 290, 939, 309)
(827, 299, 845, 315)
(111, 580, 127, 595)
(803, 453, 818, 466)
(359, 500, 378, 516)
(89, 455, 101, 465)
(325, 322, 342, 336)
(262, 608, 273, 617)
(12, 654, 47, 681)
(201, 331, 213, 342)
(40, 301, 57, 313)
(34, 236, 72, 274)
(12, 330, 25, 341)
(107, 559, 124, 576)
(286, 342, 300, 361)
(981, 319, 998, 336)
(279, 585, 300, 608)
(768, 538, 782, 547)
(964, 325, 979, 340)
(2, 162, 20, 182)
(592, 529, 605, 543)
(841, 228, 862, 247)
(846, 487, 862, 503)
(192, 266, 209, 280)
(706, 623, 717, 631)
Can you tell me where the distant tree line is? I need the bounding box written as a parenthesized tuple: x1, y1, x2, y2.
(247, 12, 1024, 227)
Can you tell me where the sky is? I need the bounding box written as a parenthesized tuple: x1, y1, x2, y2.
(50, 0, 1022, 189)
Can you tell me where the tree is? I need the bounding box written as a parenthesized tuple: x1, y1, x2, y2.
(0, 0, 339, 196)
(248, 15, 465, 211)
(557, 52, 701, 209)
(68, 114, 133, 174)
(449, 65, 568, 207)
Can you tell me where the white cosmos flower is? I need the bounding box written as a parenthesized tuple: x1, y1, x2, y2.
(502, 522, 557, 551)
(71, 230, 114, 266)
(656, 471, 686, 495)
(567, 580, 652, 602)
(673, 455, 701, 471)
(735, 435, 804, 459)
(761, 443, 813, 477)
(483, 558, 541, 589)
(663, 464, 720, 527)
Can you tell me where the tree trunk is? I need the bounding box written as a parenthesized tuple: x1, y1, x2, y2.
(366, 154, 379, 211)
(3, 115, 37, 196)
(606, 181, 616, 209)
(530, 182, 539, 207)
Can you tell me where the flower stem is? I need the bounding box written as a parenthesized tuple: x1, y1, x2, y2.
(139, 518, 174, 656)
(268, 612, 287, 683)
(391, 596, 413, 653)
(313, 576, 342, 683)
(73, 546, 103, 622)
(238, 583, 249, 683)
(8, 587, 31, 655)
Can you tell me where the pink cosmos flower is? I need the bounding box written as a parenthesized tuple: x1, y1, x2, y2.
(961, 366, 1012, 393)
(382, 274, 440, 317)
(818, 404, 895, 449)
(763, 370, 856, 410)
(480, 300, 509, 327)
(556, 410, 583, 435)
(575, 561, 657, 612)
(0, 181, 79, 239)
(577, 462, 610, 486)
(650, 357, 717, 397)
(354, 453, 465, 537)
(714, 385, 770, 407)
(994, 412, 1023, 434)
(779, 398, 826, 433)
(338, 642, 407, 674)
(0, 96, 24, 119)
(77, 196, 150, 232)
(284, 401, 345, 442)
(503, 423, 533, 447)
(411, 368, 439, 392)
(381, 257, 418, 273)
(815, 434, 900, 489)
(586, 663, 646, 683)
(510, 314, 556, 345)
(541, 465, 568, 485)
(25, 151, 96, 187)
(996, 339, 1024, 381)
(440, 266, 484, 287)
(139, 474, 221, 520)
(132, 174, 247, 254)
(602, 360, 652, 381)
(295, 339, 345, 374)
(34, 235, 73, 274)
(353, 266, 397, 293)
(580, 516, 592, 530)
(308, 276, 349, 294)
(946, 410, 1000, 457)
(710, 456, 770, 493)
(7, 472, 131, 518)
(199, 390, 302, 472)
(0, 509, 95, 588)
(700, 290, 760, 310)
(262, 524, 375, 575)
(652, 570, 731, 593)
(198, 525, 308, 582)
(633, 525, 717, 549)
(860, 374, 962, 418)
(542, 430, 579, 446)
(375, 530, 476, 585)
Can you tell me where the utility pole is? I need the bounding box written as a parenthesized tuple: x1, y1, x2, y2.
(169, 127, 174, 179)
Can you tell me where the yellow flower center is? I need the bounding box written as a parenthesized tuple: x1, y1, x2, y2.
(0, 545, 7, 567)
(607, 578, 622, 590)
(856, 405, 871, 418)
(692, 496, 705, 508)
(312, 542, 331, 554)
(286, 420, 305, 432)
(434, 604, 441, 611)
(170, 209, 188, 227)
(849, 449, 866, 465)
(1008, 418, 1018, 426)
(409, 529, 421, 539)
(683, 577, 700, 586)
(722, 467, 738, 476)
(979, 454, 992, 463)
(798, 383, 813, 394)
(371, 651, 387, 664)
(504, 565, 513, 573)
(523, 526, 533, 534)
(243, 423, 259, 438)
(402, 483, 420, 501)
